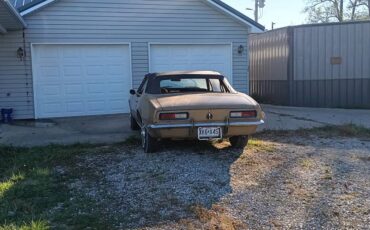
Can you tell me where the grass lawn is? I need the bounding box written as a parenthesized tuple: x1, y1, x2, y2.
(0, 141, 138, 230)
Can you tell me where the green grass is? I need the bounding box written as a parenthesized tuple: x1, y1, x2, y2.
(248, 139, 276, 152)
(0, 142, 135, 229)
(257, 124, 370, 139)
(309, 124, 370, 138)
(0, 220, 49, 230)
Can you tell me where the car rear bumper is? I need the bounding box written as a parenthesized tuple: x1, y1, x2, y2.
(147, 120, 264, 139)
(148, 120, 264, 129)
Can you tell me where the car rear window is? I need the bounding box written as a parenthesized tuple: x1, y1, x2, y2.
(159, 77, 228, 94)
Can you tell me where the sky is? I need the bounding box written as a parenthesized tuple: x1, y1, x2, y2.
(223, 0, 307, 30)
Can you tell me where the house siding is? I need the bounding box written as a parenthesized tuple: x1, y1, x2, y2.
(0, 0, 250, 119)
(249, 21, 370, 109)
(0, 31, 34, 118)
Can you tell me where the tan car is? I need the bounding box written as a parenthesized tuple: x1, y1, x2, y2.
(129, 71, 265, 153)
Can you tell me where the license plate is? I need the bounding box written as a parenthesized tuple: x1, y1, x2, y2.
(198, 127, 222, 140)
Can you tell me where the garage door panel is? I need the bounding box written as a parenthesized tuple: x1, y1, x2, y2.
(40, 67, 60, 79)
(87, 101, 106, 111)
(64, 84, 83, 94)
(150, 44, 232, 82)
(42, 102, 64, 114)
(86, 65, 105, 76)
(66, 102, 85, 113)
(39, 47, 59, 58)
(107, 83, 125, 93)
(108, 100, 127, 110)
(61, 48, 80, 57)
(33, 44, 131, 118)
(63, 66, 83, 77)
(40, 85, 61, 96)
(109, 65, 126, 75)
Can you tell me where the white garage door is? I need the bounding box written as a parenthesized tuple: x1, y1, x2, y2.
(149, 44, 232, 81)
(32, 44, 131, 118)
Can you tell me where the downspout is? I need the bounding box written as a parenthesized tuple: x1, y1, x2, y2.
(287, 27, 295, 106)
(21, 28, 32, 113)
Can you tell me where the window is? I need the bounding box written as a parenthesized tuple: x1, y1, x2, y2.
(137, 77, 148, 95)
(159, 77, 229, 94)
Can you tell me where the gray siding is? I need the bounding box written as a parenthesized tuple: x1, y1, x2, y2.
(0, 0, 250, 119)
(249, 21, 370, 109)
(249, 28, 290, 105)
(0, 30, 34, 118)
(293, 22, 370, 108)
(294, 22, 370, 81)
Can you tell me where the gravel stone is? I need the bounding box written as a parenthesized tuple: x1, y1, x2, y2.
(67, 135, 370, 229)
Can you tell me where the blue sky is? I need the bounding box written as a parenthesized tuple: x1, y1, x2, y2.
(223, 0, 307, 29)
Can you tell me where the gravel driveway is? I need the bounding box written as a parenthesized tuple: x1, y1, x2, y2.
(64, 130, 370, 229)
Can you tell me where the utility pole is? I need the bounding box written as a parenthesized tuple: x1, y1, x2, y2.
(271, 22, 276, 30)
(338, 0, 344, 21)
(253, 0, 265, 22)
(254, 0, 259, 22)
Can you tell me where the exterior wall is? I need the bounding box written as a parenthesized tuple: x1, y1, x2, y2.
(293, 22, 370, 108)
(0, 0, 250, 119)
(249, 21, 370, 109)
(249, 28, 290, 105)
(0, 30, 34, 118)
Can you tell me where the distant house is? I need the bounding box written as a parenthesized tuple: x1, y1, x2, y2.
(0, 0, 264, 119)
(249, 21, 370, 109)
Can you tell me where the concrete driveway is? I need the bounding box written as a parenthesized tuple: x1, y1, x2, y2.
(0, 114, 135, 147)
(260, 105, 370, 130)
(1, 105, 370, 147)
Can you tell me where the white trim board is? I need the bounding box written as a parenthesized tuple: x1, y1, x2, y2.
(20, 0, 57, 16)
(203, 0, 262, 32)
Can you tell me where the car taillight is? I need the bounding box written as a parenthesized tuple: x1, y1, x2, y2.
(159, 112, 188, 120)
(230, 110, 257, 118)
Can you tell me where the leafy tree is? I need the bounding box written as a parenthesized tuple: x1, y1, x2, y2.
(304, 0, 370, 23)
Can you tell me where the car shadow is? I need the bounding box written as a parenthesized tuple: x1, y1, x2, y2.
(99, 139, 244, 228)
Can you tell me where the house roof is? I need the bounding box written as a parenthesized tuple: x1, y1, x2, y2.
(9, 0, 45, 12)
(9, 0, 265, 31)
(209, 0, 265, 31)
(0, 0, 26, 33)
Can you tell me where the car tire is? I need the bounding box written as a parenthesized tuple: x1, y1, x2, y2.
(229, 136, 249, 149)
(130, 114, 140, 130)
(141, 127, 157, 153)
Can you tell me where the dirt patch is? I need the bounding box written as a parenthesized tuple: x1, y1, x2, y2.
(63, 134, 370, 229)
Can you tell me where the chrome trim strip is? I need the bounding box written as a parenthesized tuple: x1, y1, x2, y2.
(148, 120, 264, 129)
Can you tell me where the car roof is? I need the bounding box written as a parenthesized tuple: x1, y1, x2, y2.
(147, 71, 223, 78)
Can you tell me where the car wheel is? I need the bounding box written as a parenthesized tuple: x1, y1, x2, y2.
(229, 136, 249, 149)
(130, 114, 140, 130)
(141, 127, 157, 153)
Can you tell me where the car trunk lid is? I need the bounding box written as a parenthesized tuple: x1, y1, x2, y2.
(154, 93, 258, 122)
(155, 93, 257, 110)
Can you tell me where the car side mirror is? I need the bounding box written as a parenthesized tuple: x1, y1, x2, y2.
(130, 89, 136, 95)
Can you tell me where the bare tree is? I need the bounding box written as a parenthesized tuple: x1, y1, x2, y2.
(349, 0, 359, 20)
(304, 0, 369, 23)
(358, 0, 370, 15)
